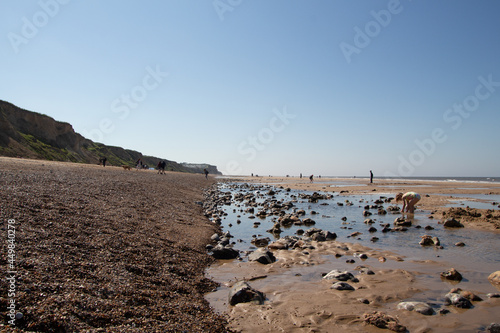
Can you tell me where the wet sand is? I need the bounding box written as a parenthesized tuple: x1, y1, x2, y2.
(0, 157, 228, 332)
(206, 176, 500, 332)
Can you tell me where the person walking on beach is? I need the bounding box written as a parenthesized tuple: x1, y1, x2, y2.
(157, 160, 166, 174)
(136, 159, 143, 170)
(204, 168, 209, 179)
(309, 175, 314, 183)
(395, 192, 421, 213)
(370, 170, 373, 184)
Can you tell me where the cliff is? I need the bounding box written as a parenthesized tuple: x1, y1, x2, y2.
(0, 100, 221, 174)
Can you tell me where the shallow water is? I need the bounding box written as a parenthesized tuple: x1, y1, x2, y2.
(206, 182, 500, 331)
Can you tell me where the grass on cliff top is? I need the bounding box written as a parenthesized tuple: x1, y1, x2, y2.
(19, 132, 81, 162)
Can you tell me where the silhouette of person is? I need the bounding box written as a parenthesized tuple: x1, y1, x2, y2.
(370, 170, 373, 184)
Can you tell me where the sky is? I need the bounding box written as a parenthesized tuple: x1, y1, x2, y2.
(1, 0, 499, 177)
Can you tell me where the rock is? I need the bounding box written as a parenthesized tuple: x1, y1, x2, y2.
(488, 271, 500, 286)
(397, 301, 435, 315)
(302, 218, 316, 226)
(358, 268, 375, 275)
(378, 208, 387, 215)
(443, 218, 464, 228)
(368, 227, 377, 233)
(364, 219, 374, 224)
(419, 235, 440, 246)
(311, 233, 326, 242)
(487, 323, 500, 333)
(363, 210, 372, 216)
(323, 269, 358, 282)
(364, 311, 406, 332)
(248, 248, 276, 264)
(358, 298, 370, 304)
(330, 282, 355, 290)
(210, 233, 220, 242)
(394, 217, 412, 227)
(487, 293, 500, 298)
(250, 237, 270, 247)
(228, 281, 265, 306)
(444, 292, 473, 308)
(268, 240, 288, 250)
(371, 236, 379, 242)
(440, 268, 463, 281)
(455, 242, 466, 247)
(211, 245, 239, 259)
(322, 230, 337, 240)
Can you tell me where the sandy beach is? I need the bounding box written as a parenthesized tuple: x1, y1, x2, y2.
(206, 175, 500, 332)
(2, 158, 499, 332)
(0, 157, 228, 332)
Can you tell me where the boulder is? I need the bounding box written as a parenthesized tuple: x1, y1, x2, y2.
(248, 248, 276, 264)
(419, 235, 440, 246)
(488, 271, 500, 286)
(250, 237, 270, 247)
(440, 268, 463, 281)
(228, 281, 265, 306)
(323, 269, 359, 282)
(211, 245, 239, 259)
(487, 323, 500, 333)
(330, 282, 355, 291)
(311, 233, 326, 242)
(443, 218, 464, 228)
(444, 292, 473, 308)
(394, 217, 412, 227)
(323, 230, 337, 240)
(397, 301, 435, 316)
(364, 311, 406, 332)
(268, 240, 288, 250)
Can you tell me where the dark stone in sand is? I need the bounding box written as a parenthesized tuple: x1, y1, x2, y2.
(397, 301, 435, 316)
(211, 245, 239, 259)
(443, 218, 464, 228)
(228, 281, 265, 306)
(444, 292, 473, 308)
(330, 282, 355, 290)
(248, 248, 276, 264)
(487, 323, 500, 333)
(323, 270, 358, 282)
(441, 268, 463, 281)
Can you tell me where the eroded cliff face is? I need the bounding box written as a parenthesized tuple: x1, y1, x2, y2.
(0, 100, 94, 162)
(0, 100, 222, 174)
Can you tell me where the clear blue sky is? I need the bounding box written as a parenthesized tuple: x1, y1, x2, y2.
(1, 0, 499, 177)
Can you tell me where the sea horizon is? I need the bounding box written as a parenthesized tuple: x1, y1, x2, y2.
(218, 175, 500, 184)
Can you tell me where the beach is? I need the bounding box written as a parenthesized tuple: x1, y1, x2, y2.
(1, 158, 499, 332)
(206, 176, 500, 332)
(0, 157, 228, 332)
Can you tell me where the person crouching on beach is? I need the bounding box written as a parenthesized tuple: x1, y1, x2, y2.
(395, 192, 421, 213)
